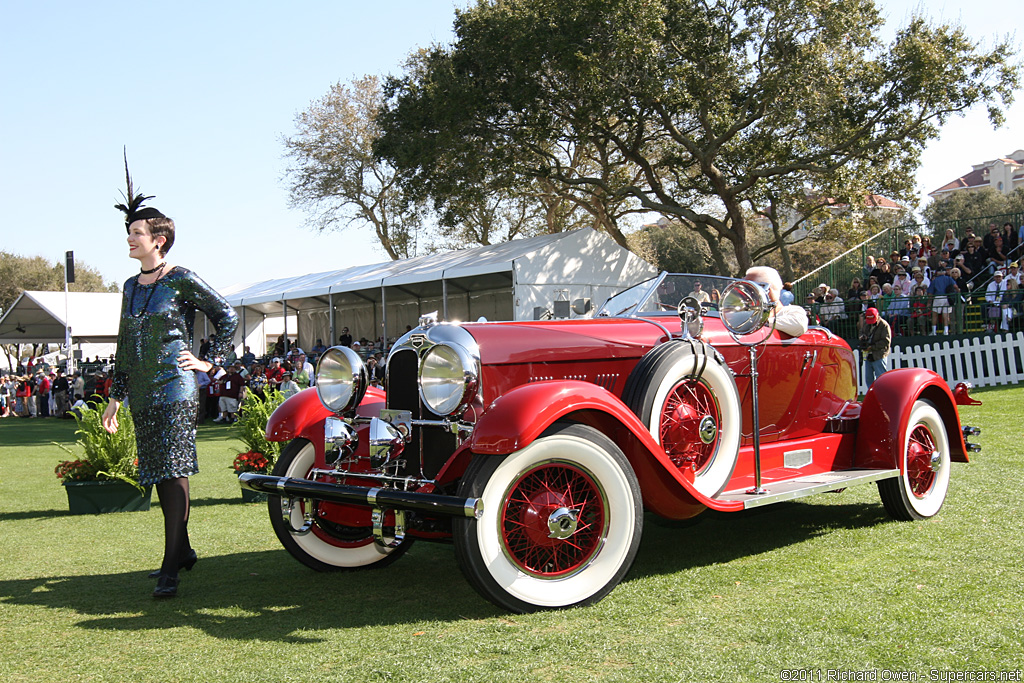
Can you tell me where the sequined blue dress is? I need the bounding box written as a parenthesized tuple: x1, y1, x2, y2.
(110, 266, 238, 486)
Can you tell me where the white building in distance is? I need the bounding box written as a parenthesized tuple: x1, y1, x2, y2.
(928, 150, 1024, 200)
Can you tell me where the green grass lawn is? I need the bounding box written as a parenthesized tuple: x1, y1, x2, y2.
(0, 388, 1021, 682)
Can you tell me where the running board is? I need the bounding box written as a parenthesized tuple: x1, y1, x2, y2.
(716, 469, 899, 509)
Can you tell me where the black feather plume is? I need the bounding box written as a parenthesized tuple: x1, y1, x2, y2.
(113, 147, 155, 223)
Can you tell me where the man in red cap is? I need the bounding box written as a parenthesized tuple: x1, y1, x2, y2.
(858, 307, 891, 389)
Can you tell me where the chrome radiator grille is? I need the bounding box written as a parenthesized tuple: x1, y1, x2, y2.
(385, 347, 457, 479)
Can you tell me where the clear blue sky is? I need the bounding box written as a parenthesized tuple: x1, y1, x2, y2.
(1, 1, 1020, 291)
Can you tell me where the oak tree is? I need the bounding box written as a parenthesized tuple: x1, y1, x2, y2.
(375, 0, 1019, 274)
(923, 187, 1024, 225)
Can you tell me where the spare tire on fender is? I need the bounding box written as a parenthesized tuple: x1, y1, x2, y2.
(623, 340, 741, 498)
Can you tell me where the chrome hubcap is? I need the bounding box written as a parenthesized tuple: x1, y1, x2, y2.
(698, 415, 718, 445)
(546, 507, 579, 539)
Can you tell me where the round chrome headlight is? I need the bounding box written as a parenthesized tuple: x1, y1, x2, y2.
(419, 342, 478, 416)
(720, 280, 771, 336)
(315, 346, 367, 414)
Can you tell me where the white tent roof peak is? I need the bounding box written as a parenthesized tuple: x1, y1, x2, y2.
(0, 291, 122, 343)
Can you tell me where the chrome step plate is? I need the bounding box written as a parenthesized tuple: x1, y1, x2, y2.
(717, 468, 900, 509)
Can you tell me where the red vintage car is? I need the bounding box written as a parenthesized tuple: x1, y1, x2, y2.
(240, 273, 981, 612)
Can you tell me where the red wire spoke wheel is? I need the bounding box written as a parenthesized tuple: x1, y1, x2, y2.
(623, 340, 741, 498)
(905, 424, 938, 497)
(267, 439, 412, 570)
(500, 462, 606, 577)
(454, 422, 642, 612)
(659, 379, 720, 473)
(878, 400, 951, 521)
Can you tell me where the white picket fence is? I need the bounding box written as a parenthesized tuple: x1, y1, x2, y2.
(854, 331, 1024, 395)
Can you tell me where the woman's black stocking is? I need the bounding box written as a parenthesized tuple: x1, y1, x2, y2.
(155, 477, 192, 577)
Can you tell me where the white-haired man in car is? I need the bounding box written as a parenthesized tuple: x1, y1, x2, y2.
(744, 266, 809, 337)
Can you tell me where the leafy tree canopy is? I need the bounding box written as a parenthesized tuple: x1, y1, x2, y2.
(922, 187, 1024, 225)
(376, 0, 1019, 274)
(283, 73, 637, 256)
(0, 251, 118, 317)
(283, 76, 425, 260)
(628, 220, 716, 274)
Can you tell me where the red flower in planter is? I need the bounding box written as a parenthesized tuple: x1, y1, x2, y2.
(55, 459, 102, 482)
(232, 451, 270, 474)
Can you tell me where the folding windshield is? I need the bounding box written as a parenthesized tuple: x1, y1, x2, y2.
(597, 273, 738, 317)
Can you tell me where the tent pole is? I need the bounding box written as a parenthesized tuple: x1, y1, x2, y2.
(240, 306, 246, 360)
(380, 285, 388, 354)
(442, 279, 448, 321)
(282, 299, 288, 354)
(64, 268, 72, 375)
(328, 292, 335, 348)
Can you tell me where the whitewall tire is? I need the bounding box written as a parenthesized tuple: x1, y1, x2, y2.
(623, 341, 741, 498)
(878, 400, 951, 521)
(268, 439, 410, 570)
(454, 423, 642, 613)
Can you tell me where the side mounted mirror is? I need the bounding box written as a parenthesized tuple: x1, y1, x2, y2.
(677, 296, 705, 338)
(720, 280, 771, 337)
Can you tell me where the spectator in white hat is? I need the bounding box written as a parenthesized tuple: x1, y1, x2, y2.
(264, 357, 285, 387)
(985, 271, 1007, 332)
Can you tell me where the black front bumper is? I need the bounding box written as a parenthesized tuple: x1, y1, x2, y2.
(238, 473, 483, 519)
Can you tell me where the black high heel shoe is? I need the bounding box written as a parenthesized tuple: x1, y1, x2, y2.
(147, 549, 197, 579)
(152, 574, 179, 598)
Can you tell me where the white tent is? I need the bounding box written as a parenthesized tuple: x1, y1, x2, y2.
(0, 291, 121, 344)
(211, 228, 657, 355)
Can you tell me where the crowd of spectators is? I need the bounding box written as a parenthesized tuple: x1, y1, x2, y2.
(0, 361, 91, 419)
(1, 321, 396, 422)
(804, 222, 1023, 337)
(6, 226, 1019, 417)
(191, 327, 388, 425)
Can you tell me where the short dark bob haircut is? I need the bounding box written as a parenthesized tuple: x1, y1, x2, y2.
(127, 216, 176, 256)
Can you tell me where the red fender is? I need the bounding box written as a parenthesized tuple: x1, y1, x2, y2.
(266, 386, 385, 450)
(855, 368, 969, 471)
(468, 380, 743, 518)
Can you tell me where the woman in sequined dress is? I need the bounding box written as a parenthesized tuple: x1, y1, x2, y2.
(102, 178, 238, 598)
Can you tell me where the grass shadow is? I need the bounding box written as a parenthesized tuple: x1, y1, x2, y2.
(190, 496, 266, 508)
(0, 498, 891, 639)
(0, 508, 77, 522)
(0, 544, 499, 641)
(0, 417, 78, 442)
(0, 495, 252, 521)
(629, 499, 891, 580)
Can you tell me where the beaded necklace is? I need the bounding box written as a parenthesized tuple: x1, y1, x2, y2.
(129, 267, 171, 318)
(129, 277, 158, 318)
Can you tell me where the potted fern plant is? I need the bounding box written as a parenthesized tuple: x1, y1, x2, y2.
(54, 401, 152, 514)
(233, 389, 286, 502)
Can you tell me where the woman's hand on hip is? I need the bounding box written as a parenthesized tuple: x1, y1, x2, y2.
(102, 399, 120, 434)
(178, 350, 213, 373)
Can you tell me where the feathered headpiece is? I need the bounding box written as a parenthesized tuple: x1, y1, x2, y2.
(114, 147, 164, 230)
